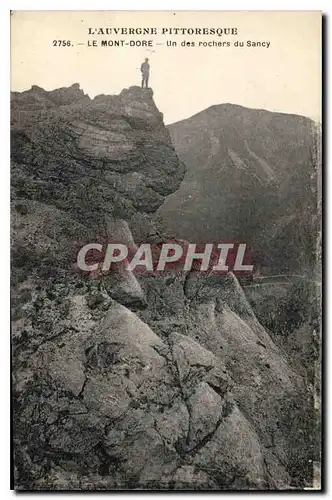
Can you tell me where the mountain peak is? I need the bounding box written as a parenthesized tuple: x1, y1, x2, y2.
(162, 100, 318, 274)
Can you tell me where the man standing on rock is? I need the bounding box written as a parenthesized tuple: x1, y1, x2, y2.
(140, 58, 150, 88)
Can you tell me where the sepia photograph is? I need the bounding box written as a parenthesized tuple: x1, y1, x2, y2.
(10, 10, 322, 491)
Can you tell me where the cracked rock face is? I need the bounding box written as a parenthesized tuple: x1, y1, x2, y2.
(12, 266, 316, 490)
(11, 85, 317, 491)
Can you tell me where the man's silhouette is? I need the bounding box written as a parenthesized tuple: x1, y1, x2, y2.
(141, 58, 150, 88)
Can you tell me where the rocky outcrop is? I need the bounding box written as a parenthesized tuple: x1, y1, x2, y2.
(11, 85, 318, 490)
(11, 84, 185, 240)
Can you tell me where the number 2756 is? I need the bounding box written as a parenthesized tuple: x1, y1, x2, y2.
(53, 40, 72, 46)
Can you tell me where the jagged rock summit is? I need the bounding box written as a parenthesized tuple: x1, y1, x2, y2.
(12, 83, 185, 225)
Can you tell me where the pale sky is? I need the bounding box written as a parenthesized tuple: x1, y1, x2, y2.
(11, 11, 321, 124)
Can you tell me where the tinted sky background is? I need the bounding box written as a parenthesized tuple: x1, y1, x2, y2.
(11, 10, 321, 124)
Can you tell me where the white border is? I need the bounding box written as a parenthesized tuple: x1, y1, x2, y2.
(1, 1, 329, 498)
(4, 1, 330, 11)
